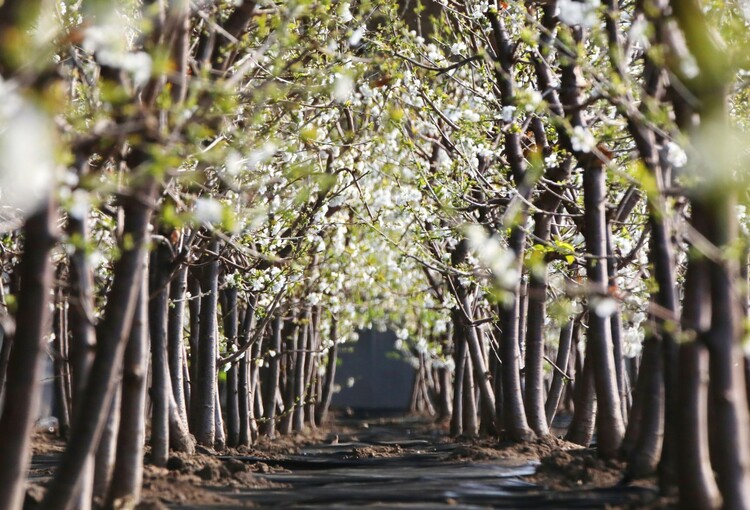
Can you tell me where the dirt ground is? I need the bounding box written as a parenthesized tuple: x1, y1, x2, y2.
(28, 415, 676, 509)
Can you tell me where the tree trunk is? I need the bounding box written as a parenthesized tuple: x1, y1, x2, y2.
(108, 271, 148, 508)
(566, 341, 597, 446)
(249, 317, 264, 442)
(280, 319, 298, 435)
(606, 229, 627, 425)
(168, 391, 195, 453)
(66, 193, 96, 510)
(315, 318, 338, 426)
(53, 291, 72, 438)
(676, 253, 721, 509)
(93, 389, 121, 505)
(168, 265, 189, 427)
(625, 334, 664, 478)
(261, 315, 282, 437)
(462, 353, 478, 437)
(582, 163, 625, 458)
(0, 198, 56, 510)
(238, 301, 257, 445)
(704, 197, 750, 508)
(214, 385, 226, 450)
(187, 272, 201, 428)
(148, 243, 172, 466)
(454, 290, 497, 432)
(294, 311, 309, 432)
(450, 328, 467, 437)
(221, 287, 240, 447)
(43, 178, 157, 510)
(194, 238, 220, 448)
(545, 320, 574, 426)
(525, 246, 550, 437)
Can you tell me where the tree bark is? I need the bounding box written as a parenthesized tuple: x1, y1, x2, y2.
(43, 178, 157, 510)
(148, 242, 171, 466)
(92, 389, 121, 505)
(261, 315, 282, 437)
(545, 320, 574, 426)
(315, 318, 338, 426)
(491, 229, 534, 442)
(294, 310, 309, 432)
(582, 163, 625, 458)
(188, 272, 201, 427)
(450, 326, 467, 437)
(625, 334, 664, 478)
(108, 270, 148, 508)
(676, 252, 721, 510)
(194, 238, 220, 448)
(0, 198, 56, 510)
(462, 353, 478, 437)
(168, 264, 189, 427)
(566, 341, 597, 446)
(221, 287, 240, 447)
(237, 300, 257, 445)
(66, 187, 96, 510)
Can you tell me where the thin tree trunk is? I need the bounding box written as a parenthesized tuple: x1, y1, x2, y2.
(248, 318, 264, 442)
(280, 320, 298, 435)
(704, 199, 750, 508)
(566, 341, 597, 446)
(53, 290, 72, 438)
(676, 253, 721, 509)
(93, 388, 121, 505)
(168, 265, 189, 427)
(148, 243, 171, 466)
(582, 163, 625, 458)
(462, 353, 478, 437)
(187, 272, 201, 430)
(625, 334, 664, 478)
(238, 300, 257, 445)
(43, 178, 158, 510)
(168, 390, 195, 453)
(261, 315, 282, 437)
(437, 364, 453, 422)
(294, 311, 309, 432)
(194, 238, 219, 447)
(304, 306, 321, 429)
(0, 329, 12, 410)
(606, 229, 627, 425)
(0, 198, 56, 510)
(461, 305, 497, 434)
(66, 190, 96, 510)
(525, 250, 550, 437)
(450, 329, 466, 437)
(315, 318, 338, 426)
(545, 320, 574, 426)
(108, 271, 148, 508)
(214, 385, 226, 450)
(222, 287, 240, 447)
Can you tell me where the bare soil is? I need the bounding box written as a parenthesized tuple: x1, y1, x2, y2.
(28, 415, 676, 509)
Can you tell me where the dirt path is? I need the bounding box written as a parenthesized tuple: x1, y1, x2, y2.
(29, 414, 667, 509)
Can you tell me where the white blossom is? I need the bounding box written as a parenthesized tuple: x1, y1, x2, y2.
(666, 141, 687, 168)
(558, 0, 601, 28)
(332, 73, 354, 102)
(0, 95, 56, 215)
(349, 26, 365, 46)
(339, 2, 353, 22)
(592, 296, 617, 318)
(571, 126, 596, 153)
(69, 189, 90, 220)
(194, 197, 223, 225)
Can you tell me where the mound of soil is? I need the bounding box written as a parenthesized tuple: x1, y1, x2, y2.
(532, 447, 626, 490)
